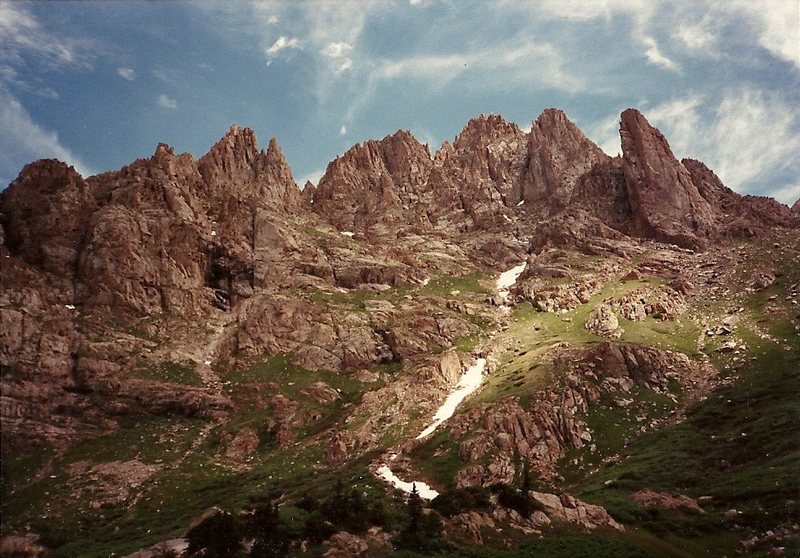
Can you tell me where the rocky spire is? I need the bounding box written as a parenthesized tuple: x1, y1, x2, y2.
(619, 108, 715, 249)
(443, 114, 528, 215)
(523, 108, 609, 204)
(198, 125, 299, 209)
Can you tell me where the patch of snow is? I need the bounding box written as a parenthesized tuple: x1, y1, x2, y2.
(416, 357, 487, 440)
(516, 200, 525, 206)
(211, 231, 217, 237)
(503, 214, 511, 222)
(376, 465, 439, 500)
(65, 304, 76, 310)
(496, 262, 526, 302)
(341, 231, 355, 237)
(203, 360, 211, 365)
(421, 278, 430, 287)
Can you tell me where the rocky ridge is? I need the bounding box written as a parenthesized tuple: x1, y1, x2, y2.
(1, 106, 798, 557)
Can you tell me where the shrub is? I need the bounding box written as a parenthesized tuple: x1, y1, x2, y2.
(185, 510, 242, 558)
(431, 486, 491, 517)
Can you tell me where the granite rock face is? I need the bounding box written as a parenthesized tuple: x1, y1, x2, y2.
(619, 109, 716, 249)
(523, 108, 609, 206)
(1, 160, 97, 276)
(311, 130, 434, 235)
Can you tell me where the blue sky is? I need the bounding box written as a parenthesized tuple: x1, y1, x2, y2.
(1, 0, 798, 204)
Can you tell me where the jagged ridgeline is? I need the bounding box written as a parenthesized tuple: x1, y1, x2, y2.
(1, 109, 798, 558)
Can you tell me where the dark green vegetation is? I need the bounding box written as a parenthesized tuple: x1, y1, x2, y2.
(574, 322, 799, 557)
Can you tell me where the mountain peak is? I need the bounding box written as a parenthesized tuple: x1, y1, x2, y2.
(620, 108, 715, 249)
(454, 113, 521, 150)
(523, 108, 608, 203)
(197, 125, 297, 208)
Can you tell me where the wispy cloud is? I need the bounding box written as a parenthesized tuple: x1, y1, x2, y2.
(321, 41, 353, 75)
(587, 114, 623, 158)
(117, 66, 135, 80)
(158, 94, 176, 109)
(339, 125, 347, 136)
(0, 64, 58, 98)
(265, 36, 301, 65)
(641, 35, 680, 72)
(646, 89, 800, 199)
(374, 41, 580, 90)
(0, 87, 94, 183)
(0, 2, 92, 71)
(673, 20, 717, 53)
(724, 0, 799, 69)
(0, 2, 94, 100)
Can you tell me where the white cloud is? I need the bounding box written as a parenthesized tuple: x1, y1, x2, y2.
(0, 3, 91, 71)
(588, 114, 623, 157)
(320, 41, 354, 74)
(0, 87, 94, 182)
(409, 0, 423, 4)
(0, 3, 92, 100)
(265, 36, 301, 64)
(374, 41, 580, 90)
(339, 125, 347, 136)
(721, 0, 799, 69)
(117, 67, 135, 80)
(645, 89, 800, 199)
(158, 94, 177, 109)
(532, 0, 655, 23)
(267, 15, 278, 25)
(674, 21, 717, 52)
(344, 40, 581, 123)
(641, 35, 680, 72)
(0, 63, 58, 98)
(644, 96, 704, 152)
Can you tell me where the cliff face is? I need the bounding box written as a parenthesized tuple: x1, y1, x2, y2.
(619, 109, 717, 249)
(310, 130, 434, 235)
(1, 160, 97, 277)
(523, 108, 609, 206)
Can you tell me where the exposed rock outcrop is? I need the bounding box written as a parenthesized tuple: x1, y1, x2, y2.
(523, 108, 609, 206)
(683, 158, 798, 236)
(311, 130, 433, 235)
(1, 160, 97, 277)
(584, 304, 623, 338)
(234, 295, 391, 371)
(620, 109, 716, 249)
(610, 284, 687, 321)
(450, 343, 705, 482)
(529, 491, 625, 531)
(631, 490, 705, 514)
